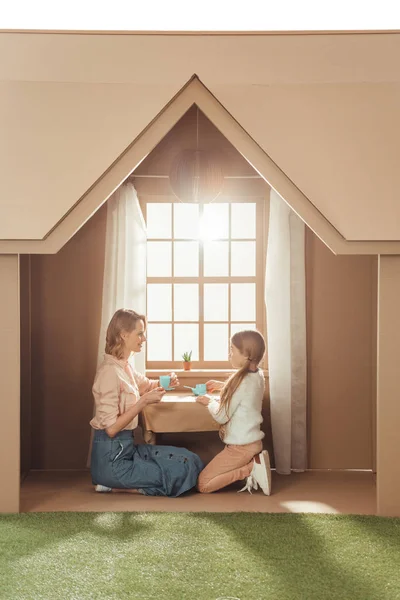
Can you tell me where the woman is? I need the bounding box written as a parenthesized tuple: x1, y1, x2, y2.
(90, 308, 203, 496)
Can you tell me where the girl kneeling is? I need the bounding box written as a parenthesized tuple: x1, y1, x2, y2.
(196, 330, 271, 495)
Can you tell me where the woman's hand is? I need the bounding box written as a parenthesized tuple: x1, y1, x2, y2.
(141, 387, 166, 405)
(168, 372, 179, 387)
(195, 395, 210, 406)
(206, 380, 224, 393)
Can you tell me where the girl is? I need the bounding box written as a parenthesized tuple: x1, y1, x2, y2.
(90, 308, 203, 497)
(196, 330, 271, 495)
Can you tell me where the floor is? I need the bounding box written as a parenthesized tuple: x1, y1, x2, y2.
(20, 470, 376, 514)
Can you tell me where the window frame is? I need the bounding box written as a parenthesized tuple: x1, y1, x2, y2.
(141, 194, 268, 370)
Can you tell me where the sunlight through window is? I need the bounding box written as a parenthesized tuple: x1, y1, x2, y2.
(145, 199, 263, 368)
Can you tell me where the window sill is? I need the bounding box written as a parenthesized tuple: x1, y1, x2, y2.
(146, 368, 269, 379)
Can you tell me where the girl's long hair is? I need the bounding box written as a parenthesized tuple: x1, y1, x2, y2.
(105, 309, 146, 359)
(219, 330, 266, 418)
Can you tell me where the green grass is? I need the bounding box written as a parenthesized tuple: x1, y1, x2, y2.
(0, 513, 400, 600)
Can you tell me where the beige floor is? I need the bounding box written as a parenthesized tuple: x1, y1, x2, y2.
(20, 470, 376, 514)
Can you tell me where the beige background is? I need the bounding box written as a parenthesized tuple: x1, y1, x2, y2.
(0, 255, 20, 511)
(27, 207, 107, 471)
(376, 256, 400, 516)
(20, 255, 31, 479)
(1, 32, 400, 242)
(20, 108, 377, 473)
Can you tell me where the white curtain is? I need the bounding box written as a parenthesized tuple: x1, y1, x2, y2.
(88, 182, 146, 467)
(97, 182, 147, 372)
(265, 188, 307, 475)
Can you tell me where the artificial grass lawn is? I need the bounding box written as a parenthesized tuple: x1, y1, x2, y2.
(0, 513, 400, 600)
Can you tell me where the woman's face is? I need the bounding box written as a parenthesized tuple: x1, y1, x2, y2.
(122, 319, 147, 355)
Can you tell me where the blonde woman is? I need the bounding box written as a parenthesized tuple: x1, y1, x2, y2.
(90, 309, 203, 497)
(196, 330, 271, 495)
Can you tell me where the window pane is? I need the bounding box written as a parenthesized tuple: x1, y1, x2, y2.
(231, 203, 256, 239)
(231, 241, 256, 276)
(146, 324, 172, 361)
(204, 324, 229, 361)
(231, 283, 256, 321)
(174, 204, 200, 239)
(200, 204, 229, 240)
(174, 242, 199, 276)
(146, 203, 172, 239)
(147, 284, 172, 321)
(230, 323, 257, 338)
(147, 242, 171, 277)
(204, 284, 228, 321)
(174, 284, 199, 321)
(174, 324, 199, 361)
(203, 241, 229, 276)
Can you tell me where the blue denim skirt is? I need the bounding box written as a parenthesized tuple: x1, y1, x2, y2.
(90, 429, 204, 497)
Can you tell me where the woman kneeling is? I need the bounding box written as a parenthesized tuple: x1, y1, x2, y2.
(90, 309, 203, 497)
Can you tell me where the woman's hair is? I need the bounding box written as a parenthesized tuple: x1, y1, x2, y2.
(105, 309, 146, 359)
(219, 330, 266, 417)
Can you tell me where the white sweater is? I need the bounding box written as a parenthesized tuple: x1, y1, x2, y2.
(207, 370, 265, 445)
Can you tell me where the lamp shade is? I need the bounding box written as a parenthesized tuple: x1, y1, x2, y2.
(169, 149, 224, 203)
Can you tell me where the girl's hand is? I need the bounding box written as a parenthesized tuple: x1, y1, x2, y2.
(206, 380, 223, 393)
(168, 372, 179, 387)
(142, 387, 165, 405)
(195, 395, 210, 406)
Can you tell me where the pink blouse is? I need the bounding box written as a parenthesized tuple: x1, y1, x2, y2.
(90, 354, 159, 431)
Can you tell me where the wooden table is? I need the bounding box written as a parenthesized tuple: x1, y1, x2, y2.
(140, 392, 220, 444)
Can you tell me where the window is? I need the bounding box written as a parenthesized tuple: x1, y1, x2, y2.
(144, 198, 267, 369)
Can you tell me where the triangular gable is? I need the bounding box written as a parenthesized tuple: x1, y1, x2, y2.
(1, 75, 400, 255)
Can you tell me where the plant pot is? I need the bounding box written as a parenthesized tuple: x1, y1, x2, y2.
(183, 361, 192, 371)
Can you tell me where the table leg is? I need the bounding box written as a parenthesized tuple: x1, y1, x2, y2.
(143, 429, 156, 445)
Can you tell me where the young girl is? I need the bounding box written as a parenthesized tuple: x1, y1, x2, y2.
(90, 308, 203, 497)
(196, 330, 271, 495)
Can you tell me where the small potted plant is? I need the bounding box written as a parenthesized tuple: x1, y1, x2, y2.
(182, 350, 192, 371)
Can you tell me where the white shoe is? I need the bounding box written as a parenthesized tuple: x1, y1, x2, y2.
(238, 475, 258, 494)
(251, 450, 272, 496)
(95, 484, 112, 493)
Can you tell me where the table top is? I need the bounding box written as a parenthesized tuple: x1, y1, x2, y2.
(141, 391, 219, 433)
(158, 392, 204, 403)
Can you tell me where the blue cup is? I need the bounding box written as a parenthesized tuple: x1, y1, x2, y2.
(159, 375, 171, 390)
(194, 383, 207, 396)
